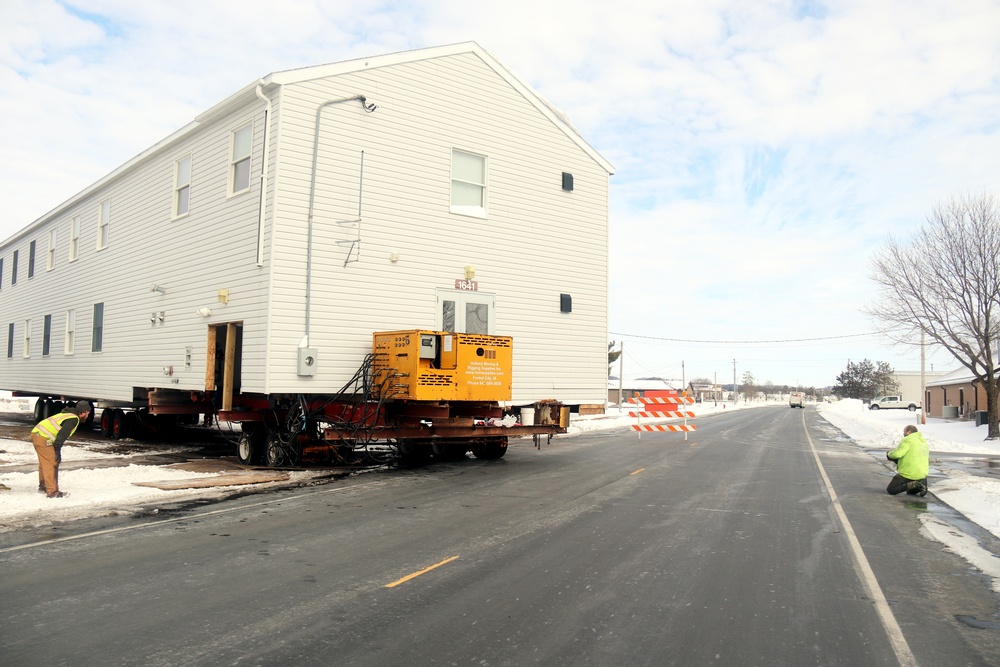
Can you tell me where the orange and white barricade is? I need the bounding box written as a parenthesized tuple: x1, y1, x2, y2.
(627, 395, 696, 440)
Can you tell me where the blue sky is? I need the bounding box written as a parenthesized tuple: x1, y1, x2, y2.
(2, 0, 998, 387)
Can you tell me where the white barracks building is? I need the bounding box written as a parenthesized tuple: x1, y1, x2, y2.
(0, 43, 613, 419)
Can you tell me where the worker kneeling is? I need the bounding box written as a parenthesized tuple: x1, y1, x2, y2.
(886, 424, 929, 497)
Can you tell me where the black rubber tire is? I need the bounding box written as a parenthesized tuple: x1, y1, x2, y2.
(432, 442, 468, 461)
(100, 409, 113, 437)
(110, 408, 129, 440)
(471, 438, 508, 460)
(397, 440, 432, 467)
(237, 423, 266, 466)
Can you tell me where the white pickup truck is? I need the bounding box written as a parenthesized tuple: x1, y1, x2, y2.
(868, 395, 920, 411)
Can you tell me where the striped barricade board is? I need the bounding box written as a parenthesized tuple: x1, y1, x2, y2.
(632, 424, 697, 432)
(627, 396, 696, 438)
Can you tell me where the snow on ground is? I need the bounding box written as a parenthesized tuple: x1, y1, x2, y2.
(2, 396, 998, 589)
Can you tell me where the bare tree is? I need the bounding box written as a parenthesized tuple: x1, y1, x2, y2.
(866, 192, 1000, 439)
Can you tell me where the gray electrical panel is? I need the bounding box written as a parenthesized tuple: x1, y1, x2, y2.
(419, 334, 438, 359)
(297, 347, 318, 376)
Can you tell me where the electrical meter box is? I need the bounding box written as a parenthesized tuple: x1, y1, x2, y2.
(372, 330, 513, 401)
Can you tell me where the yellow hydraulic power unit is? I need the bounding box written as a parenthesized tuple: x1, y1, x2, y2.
(372, 330, 512, 402)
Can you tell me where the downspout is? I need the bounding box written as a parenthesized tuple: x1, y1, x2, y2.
(302, 95, 376, 346)
(254, 84, 273, 267)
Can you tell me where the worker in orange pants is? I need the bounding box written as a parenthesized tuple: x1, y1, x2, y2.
(31, 401, 91, 498)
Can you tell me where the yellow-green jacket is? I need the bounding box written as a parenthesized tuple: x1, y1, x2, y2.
(32, 411, 82, 448)
(887, 431, 929, 480)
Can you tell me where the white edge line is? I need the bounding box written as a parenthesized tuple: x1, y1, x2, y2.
(803, 410, 918, 667)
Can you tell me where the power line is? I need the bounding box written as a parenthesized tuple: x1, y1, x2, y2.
(609, 331, 878, 345)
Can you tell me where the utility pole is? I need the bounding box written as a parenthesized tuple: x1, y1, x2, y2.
(733, 358, 738, 404)
(617, 341, 624, 412)
(681, 360, 685, 394)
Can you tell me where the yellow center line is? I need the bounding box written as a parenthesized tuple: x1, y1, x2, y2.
(385, 555, 460, 588)
(630, 468, 645, 475)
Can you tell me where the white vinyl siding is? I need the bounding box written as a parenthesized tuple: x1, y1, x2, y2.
(0, 45, 610, 407)
(267, 51, 609, 403)
(22, 319, 30, 358)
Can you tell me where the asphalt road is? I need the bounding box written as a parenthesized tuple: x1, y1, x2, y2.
(2, 407, 998, 666)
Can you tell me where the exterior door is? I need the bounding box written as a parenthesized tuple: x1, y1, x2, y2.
(436, 289, 495, 334)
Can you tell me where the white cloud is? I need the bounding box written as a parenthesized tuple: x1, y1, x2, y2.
(1, 0, 998, 386)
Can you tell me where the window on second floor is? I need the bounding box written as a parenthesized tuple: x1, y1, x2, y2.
(97, 199, 110, 250)
(0, 258, 4, 290)
(231, 124, 253, 195)
(174, 155, 192, 217)
(451, 149, 486, 217)
(69, 217, 80, 261)
(11, 250, 18, 285)
(28, 240, 36, 278)
(65, 309, 75, 355)
(47, 230, 56, 271)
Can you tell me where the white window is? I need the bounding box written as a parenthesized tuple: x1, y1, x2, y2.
(97, 199, 110, 250)
(69, 217, 80, 261)
(230, 124, 252, 194)
(174, 155, 192, 217)
(451, 150, 486, 217)
(23, 319, 30, 358)
(65, 309, 75, 355)
(47, 230, 56, 270)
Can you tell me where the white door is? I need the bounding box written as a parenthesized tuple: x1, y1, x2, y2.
(436, 289, 495, 334)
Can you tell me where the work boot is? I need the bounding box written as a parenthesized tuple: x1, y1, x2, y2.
(46, 491, 69, 498)
(918, 481, 928, 497)
(38, 485, 46, 494)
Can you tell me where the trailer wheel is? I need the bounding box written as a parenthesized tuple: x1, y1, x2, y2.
(432, 442, 468, 461)
(109, 409, 129, 440)
(100, 409, 113, 437)
(397, 440, 431, 467)
(472, 438, 508, 460)
(33, 399, 46, 421)
(264, 434, 300, 468)
(237, 424, 266, 466)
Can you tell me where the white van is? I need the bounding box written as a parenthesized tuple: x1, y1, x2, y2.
(789, 392, 804, 408)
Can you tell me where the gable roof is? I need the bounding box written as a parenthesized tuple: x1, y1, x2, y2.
(261, 42, 614, 174)
(7, 42, 612, 246)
